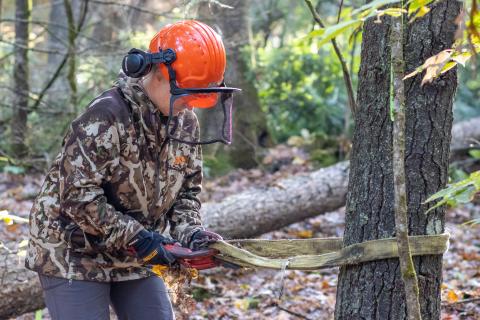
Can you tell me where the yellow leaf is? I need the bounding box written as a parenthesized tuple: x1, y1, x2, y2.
(446, 290, 459, 303)
(416, 6, 430, 17)
(404, 50, 453, 82)
(409, 6, 430, 22)
(234, 299, 249, 311)
(421, 50, 453, 85)
(188, 268, 199, 280)
(0, 210, 29, 224)
(240, 284, 250, 290)
(3, 217, 13, 225)
(294, 230, 314, 238)
(382, 8, 407, 17)
(451, 52, 472, 66)
(151, 265, 168, 278)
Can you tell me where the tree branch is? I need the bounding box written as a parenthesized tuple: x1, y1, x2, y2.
(304, 0, 356, 116)
(80, 0, 176, 18)
(29, 0, 89, 113)
(336, 0, 344, 24)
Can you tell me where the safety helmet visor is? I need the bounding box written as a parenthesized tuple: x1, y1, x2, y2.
(167, 86, 240, 145)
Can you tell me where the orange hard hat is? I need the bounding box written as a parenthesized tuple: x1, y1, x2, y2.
(149, 20, 226, 108)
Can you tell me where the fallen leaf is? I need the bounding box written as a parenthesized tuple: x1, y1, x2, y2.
(321, 280, 330, 289)
(292, 230, 313, 239)
(446, 289, 460, 303)
(6, 223, 19, 232)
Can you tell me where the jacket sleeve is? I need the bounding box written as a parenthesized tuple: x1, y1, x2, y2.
(167, 143, 205, 247)
(59, 102, 144, 251)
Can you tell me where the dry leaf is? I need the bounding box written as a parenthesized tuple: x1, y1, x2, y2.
(451, 51, 472, 66)
(421, 50, 453, 85)
(234, 299, 249, 311)
(293, 230, 313, 238)
(446, 289, 460, 303)
(6, 223, 20, 232)
(321, 280, 330, 289)
(403, 50, 453, 85)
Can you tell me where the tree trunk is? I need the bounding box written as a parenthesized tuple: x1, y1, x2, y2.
(335, 1, 461, 319)
(10, 0, 30, 158)
(197, 0, 271, 169)
(1, 115, 478, 318)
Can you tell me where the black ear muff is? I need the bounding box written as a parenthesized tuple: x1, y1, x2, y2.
(122, 49, 152, 78)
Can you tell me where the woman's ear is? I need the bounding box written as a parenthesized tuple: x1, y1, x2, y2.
(153, 65, 167, 83)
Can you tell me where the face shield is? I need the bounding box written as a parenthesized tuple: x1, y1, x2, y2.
(165, 65, 241, 145)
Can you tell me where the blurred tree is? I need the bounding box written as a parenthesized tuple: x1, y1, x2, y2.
(335, 1, 461, 319)
(197, 0, 270, 169)
(10, 0, 30, 158)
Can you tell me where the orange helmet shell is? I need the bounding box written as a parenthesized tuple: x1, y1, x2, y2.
(149, 20, 226, 92)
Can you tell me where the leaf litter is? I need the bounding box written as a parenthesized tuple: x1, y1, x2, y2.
(1, 144, 478, 319)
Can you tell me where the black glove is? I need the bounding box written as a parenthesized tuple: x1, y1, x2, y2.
(128, 230, 177, 266)
(189, 229, 223, 251)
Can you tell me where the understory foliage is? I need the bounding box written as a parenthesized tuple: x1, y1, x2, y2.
(255, 41, 347, 143)
(1, 0, 480, 174)
(427, 170, 480, 225)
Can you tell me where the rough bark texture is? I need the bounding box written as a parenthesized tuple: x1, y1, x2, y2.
(335, 1, 461, 319)
(10, 0, 30, 158)
(197, 0, 271, 168)
(1, 113, 479, 318)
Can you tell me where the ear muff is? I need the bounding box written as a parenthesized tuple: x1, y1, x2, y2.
(122, 48, 177, 79)
(122, 49, 153, 78)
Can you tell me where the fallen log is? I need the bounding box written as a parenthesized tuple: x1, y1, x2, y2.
(2, 116, 480, 319)
(203, 161, 349, 238)
(0, 245, 44, 319)
(203, 116, 480, 238)
(451, 117, 480, 151)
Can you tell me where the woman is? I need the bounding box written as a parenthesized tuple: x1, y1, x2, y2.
(25, 20, 239, 320)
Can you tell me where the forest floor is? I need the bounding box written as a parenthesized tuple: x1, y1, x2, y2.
(1, 145, 479, 320)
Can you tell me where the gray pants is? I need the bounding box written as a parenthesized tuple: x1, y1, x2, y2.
(39, 274, 175, 320)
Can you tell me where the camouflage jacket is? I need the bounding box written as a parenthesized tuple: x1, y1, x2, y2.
(25, 76, 205, 282)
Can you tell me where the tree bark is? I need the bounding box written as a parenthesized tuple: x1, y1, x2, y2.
(0, 114, 478, 318)
(335, 1, 461, 319)
(10, 0, 30, 158)
(197, 0, 271, 169)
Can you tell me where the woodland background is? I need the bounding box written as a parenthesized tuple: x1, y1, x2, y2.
(0, 0, 479, 319)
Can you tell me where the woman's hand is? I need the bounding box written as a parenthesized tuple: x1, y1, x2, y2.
(188, 230, 223, 251)
(128, 230, 177, 266)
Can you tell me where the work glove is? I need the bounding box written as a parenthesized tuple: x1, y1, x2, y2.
(189, 229, 223, 251)
(128, 230, 177, 266)
(189, 230, 241, 269)
(188, 230, 241, 270)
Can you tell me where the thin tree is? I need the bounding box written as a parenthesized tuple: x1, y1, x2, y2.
(197, 0, 271, 169)
(10, 0, 30, 158)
